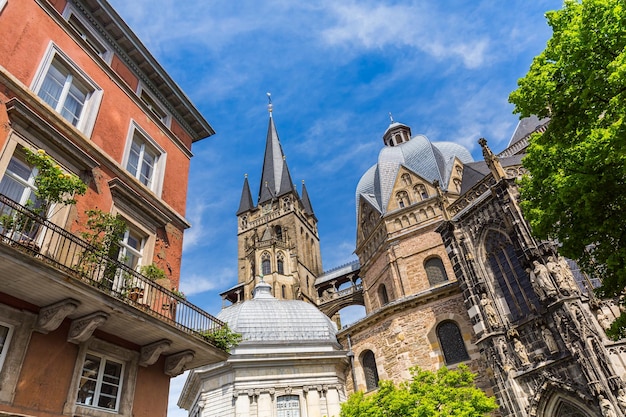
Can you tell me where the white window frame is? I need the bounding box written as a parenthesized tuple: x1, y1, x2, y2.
(0, 0, 8, 14)
(76, 352, 124, 411)
(137, 83, 171, 127)
(0, 152, 40, 207)
(66, 338, 139, 417)
(0, 305, 37, 404)
(31, 43, 103, 137)
(276, 394, 301, 417)
(122, 121, 166, 196)
(62, 4, 112, 63)
(0, 321, 14, 373)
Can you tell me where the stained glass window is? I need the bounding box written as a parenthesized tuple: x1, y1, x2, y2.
(437, 321, 469, 365)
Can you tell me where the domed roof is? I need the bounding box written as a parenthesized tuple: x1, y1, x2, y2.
(217, 281, 338, 344)
(356, 124, 473, 216)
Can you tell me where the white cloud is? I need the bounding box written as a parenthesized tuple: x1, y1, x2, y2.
(180, 268, 237, 296)
(321, 2, 490, 68)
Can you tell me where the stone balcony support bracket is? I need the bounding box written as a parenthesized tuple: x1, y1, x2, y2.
(67, 311, 109, 344)
(164, 350, 195, 376)
(139, 339, 172, 367)
(35, 298, 81, 333)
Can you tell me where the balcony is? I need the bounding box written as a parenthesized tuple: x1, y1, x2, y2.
(0, 194, 228, 370)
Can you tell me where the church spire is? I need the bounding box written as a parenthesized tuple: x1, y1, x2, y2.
(258, 97, 297, 205)
(236, 174, 255, 215)
(301, 180, 317, 220)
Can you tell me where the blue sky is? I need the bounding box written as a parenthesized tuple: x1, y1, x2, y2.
(107, 0, 562, 415)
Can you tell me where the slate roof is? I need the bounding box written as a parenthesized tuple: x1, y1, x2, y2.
(356, 124, 473, 219)
(217, 281, 338, 343)
(258, 115, 297, 205)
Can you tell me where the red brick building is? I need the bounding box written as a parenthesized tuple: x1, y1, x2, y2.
(0, 1, 228, 416)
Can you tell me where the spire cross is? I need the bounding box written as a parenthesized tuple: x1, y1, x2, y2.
(267, 92, 273, 115)
(389, 112, 394, 123)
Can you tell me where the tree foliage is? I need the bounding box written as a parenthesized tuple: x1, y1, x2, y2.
(509, 0, 626, 338)
(23, 148, 87, 209)
(340, 365, 498, 417)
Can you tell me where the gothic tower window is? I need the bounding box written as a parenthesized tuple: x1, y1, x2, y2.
(275, 225, 283, 241)
(281, 284, 286, 299)
(360, 350, 379, 391)
(277, 252, 285, 274)
(396, 191, 409, 208)
(378, 284, 389, 305)
(484, 230, 538, 321)
(453, 178, 462, 193)
(414, 184, 428, 201)
(437, 321, 469, 365)
(425, 257, 448, 286)
(261, 252, 271, 275)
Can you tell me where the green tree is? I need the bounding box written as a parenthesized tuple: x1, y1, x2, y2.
(340, 365, 498, 417)
(509, 0, 626, 339)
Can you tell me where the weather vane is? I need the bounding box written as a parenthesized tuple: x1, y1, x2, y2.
(389, 112, 394, 123)
(267, 92, 273, 114)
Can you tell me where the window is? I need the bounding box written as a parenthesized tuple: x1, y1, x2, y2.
(0, 0, 7, 13)
(119, 227, 145, 270)
(66, 13, 110, 60)
(401, 173, 412, 186)
(32, 45, 102, 135)
(453, 178, 462, 193)
(396, 191, 409, 209)
(277, 252, 285, 274)
(484, 230, 538, 321)
(76, 353, 123, 411)
(437, 321, 469, 365)
(0, 152, 42, 209)
(275, 225, 283, 241)
(425, 257, 449, 286)
(281, 285, 286, 299)
(277, 395, 300, 417)
(124, 124, 165, 194)
(0, 322, 13, 372)
(138, 86, 170, 127)
(361, 350, 379, 391)
(414, 184, 428, 201)
(261, 252, 271, 275)
(378, 284, 389, 305)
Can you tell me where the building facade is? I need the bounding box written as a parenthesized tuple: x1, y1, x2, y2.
(209, 112, 626, 417)
(180, 280, 349, 417)
(224, 104, 322, 306)
(0, 1, 228, 416)
(437, 131, 626, 417)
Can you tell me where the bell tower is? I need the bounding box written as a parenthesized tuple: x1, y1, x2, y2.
(223, 98, 322, 305)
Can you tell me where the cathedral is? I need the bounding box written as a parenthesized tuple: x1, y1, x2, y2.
(180, 105, 626, 417)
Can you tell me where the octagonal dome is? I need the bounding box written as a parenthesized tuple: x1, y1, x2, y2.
(356, 123, 473, 218)
(217, 281, 338, 344)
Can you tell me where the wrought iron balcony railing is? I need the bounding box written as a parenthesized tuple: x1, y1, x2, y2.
(0, 194, 225, 345)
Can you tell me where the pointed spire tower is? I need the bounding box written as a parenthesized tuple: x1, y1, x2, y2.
(226, 95, 322, 305)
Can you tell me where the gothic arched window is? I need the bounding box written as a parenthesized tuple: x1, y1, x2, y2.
(378, 284, 389, 305)
(414, 184, 428, 201)
(396, 191, 409, 209)
(277, 252, 285, 274)
(437, 321, 469, 365)
(361, 350, 379, 391)
(484, 230, 538, 321)
(275, 225, 283, 241)
(401, 173, 412, 186)
(281, 284, 286, 299)
(425, 257, 448, 286)
(261, 252, 271, 275)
